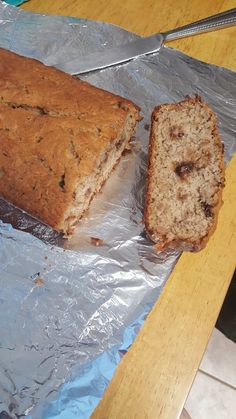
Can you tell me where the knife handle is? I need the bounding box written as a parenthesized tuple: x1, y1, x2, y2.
(163, 8, 236, 41)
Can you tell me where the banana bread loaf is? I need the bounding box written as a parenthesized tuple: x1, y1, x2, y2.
(0, 48, 141, 235)
(144, 96, 225, 252)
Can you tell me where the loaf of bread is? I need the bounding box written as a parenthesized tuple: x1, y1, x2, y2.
(0, 48, 141, 235)
(144, 96, 225, 252)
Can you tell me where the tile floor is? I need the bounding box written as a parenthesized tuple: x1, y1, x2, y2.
(183, 328, 236, 419)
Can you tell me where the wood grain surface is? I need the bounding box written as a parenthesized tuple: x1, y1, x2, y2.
(22, 1, 236, 418)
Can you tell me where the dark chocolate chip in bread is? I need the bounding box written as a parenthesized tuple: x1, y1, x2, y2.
(175, 161, 194, 179)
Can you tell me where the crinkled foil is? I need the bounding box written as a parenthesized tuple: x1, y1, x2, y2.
(0, 3, 236, 418)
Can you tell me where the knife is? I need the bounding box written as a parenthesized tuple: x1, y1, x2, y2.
(55, 8, 236, 75)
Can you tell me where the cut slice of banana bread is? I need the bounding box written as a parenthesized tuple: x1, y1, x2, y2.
(144, 96, 225, 252)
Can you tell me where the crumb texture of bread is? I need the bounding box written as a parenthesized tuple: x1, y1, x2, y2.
(144, 96, 225, 252)
(0, 48, 141, 234)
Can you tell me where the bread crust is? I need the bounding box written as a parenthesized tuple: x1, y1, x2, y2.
(0, 48, 141, 234)
(144, 95, 225, 252)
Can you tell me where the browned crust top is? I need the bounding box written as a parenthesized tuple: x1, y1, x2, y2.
(0, 48, 141, 230)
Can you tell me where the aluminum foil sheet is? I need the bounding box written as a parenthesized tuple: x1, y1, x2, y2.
(0, 3, 236, 418)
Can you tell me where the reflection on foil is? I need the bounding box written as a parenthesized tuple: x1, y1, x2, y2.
(0, 2, 236, 418)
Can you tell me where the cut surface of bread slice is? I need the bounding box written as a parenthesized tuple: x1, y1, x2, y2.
(0, 48, 141, 235)
(144, 96, 225, 252)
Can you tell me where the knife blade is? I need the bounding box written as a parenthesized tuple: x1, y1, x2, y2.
(55, 34, 163, 75)
(54, 8, 236, 75)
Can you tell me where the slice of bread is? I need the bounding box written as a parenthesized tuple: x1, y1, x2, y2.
(144, 96, 225, 252)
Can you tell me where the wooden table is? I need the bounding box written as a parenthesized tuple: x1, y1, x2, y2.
(22, 1, 236, 418)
